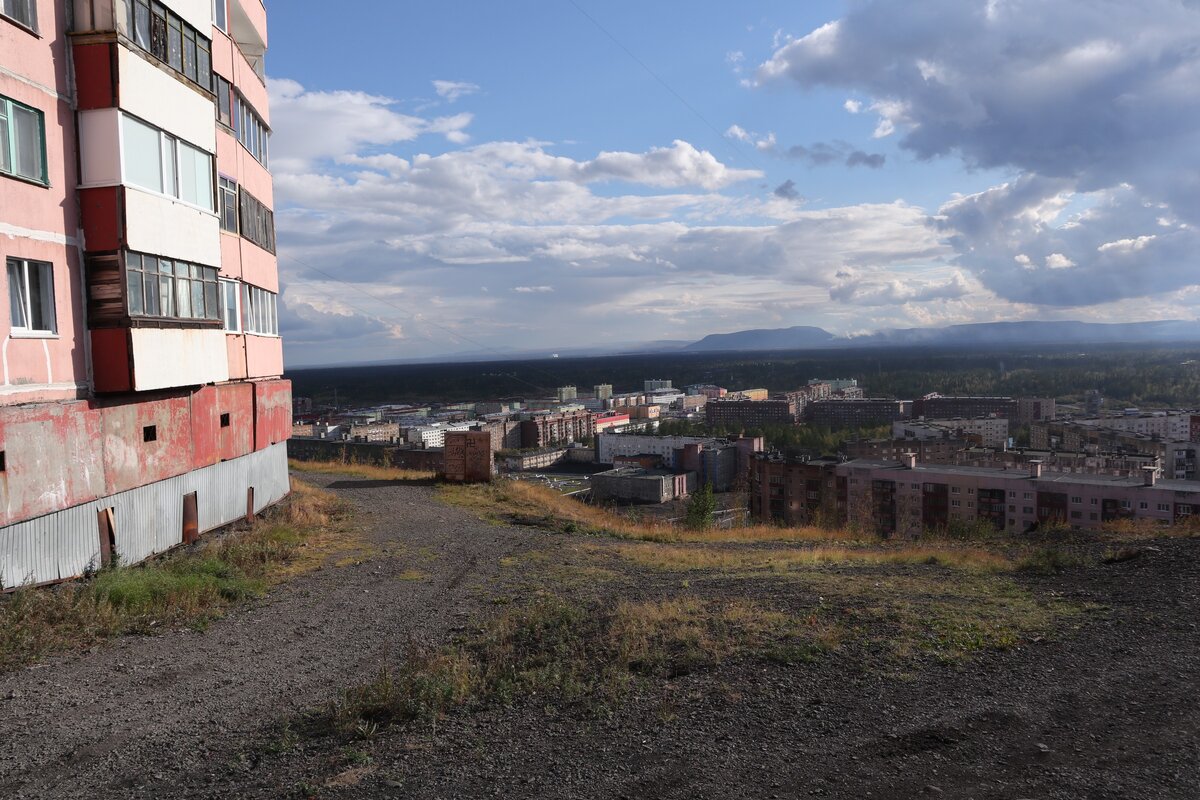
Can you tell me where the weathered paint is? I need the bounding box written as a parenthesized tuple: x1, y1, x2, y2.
(99, 392, 194, 494)
(72, 42, 116, 110)
(0, 401, 107, 528)
(0, 442, 290, 589)
(90, 329, 132, 393)
(225, 333, 249, 380)
(129, 328, 230, 392)
(253, 380, 292, 451)
(190, 383, 254, 468)
(123, 187, 222, 267)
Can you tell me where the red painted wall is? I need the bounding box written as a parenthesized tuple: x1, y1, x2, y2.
(78, 186, 123, 252)
(0, 402, 106, 527)
(72, 43, 116, 110)
(253, 380, 292, 451)
(99, 394, 195, 495)
(91, 329, 132, 393)
(191, 383, 254, 468)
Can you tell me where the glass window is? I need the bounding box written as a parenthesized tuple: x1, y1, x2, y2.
(213, 0, 227, 31)
(132, 0, 151, 49)
(167, 15, 183, 71)
(178, 142, 212, 210)
(221, 280, 240, 331)
(122, 114, 163, 192)
(2, 0, 38, 31)
(160, 132, 177, 196)
(158, 260, 174, 317)
(150, 3, 167, 61)
(219, 178, 238, 231)
(1, 97, 46, 185)
(6, 258, 55, 334)
(183, 28, 197, 83)
(126, 267, 144, 316)
(197, 41, 211, 91)
(214, 76, 232, 126)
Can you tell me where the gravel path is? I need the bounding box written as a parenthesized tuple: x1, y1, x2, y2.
(2, 475, 1198, 799)
(0, 475, 545, 799)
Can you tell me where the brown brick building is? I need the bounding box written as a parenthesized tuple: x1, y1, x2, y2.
(706, 399, 797, 428)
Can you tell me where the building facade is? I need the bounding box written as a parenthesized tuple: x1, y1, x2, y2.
(749, 455, 1200, 535)
(705, 399, 797, 428)
(912, 395, 1017, 420)
(519, 409, 594, 448)
(0, 1, 290, 589)
(895, 417, 1010, 448)
(804, 398, 905, 429)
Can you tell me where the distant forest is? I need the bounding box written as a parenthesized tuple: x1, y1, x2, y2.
(286, 344, 1200, 410)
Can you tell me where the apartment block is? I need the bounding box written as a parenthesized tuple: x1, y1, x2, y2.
(896, 417, 1010, 448)
(804, 398, 905, 429)
(749, 454, 1200, 535)
(519, 409, 594, 448)
(706, 399, 797, 428)
(0, 0, 289, 589)
(912, 395, 1016, 420)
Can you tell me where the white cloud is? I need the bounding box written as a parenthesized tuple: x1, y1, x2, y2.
(432, 80, 480, 102)
(513, 286, 554, 293)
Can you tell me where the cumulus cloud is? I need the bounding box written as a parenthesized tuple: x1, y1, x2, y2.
(432, 80, 480, 102)
(268, 78, 473, 170)
(725, 125, 885, 169)
(829, 272, 971, 306)
(756, 0, 1200, 307)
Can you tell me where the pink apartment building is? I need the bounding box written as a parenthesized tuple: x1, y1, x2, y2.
(0, 0, 290, 588)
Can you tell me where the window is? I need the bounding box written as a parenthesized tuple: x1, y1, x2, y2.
(7, 258, 55, 334)
(1023, 507, 1033, 514)
(238, 188, 275, 252)
(242, 284, 278, 335)
(121, 114, 213, 211)
(143, 425, 157, 442)
(1070, 510, 1082, 520)
(1157, 503, 1170, 512)
(1008, 491, 1016, 498)
(1071, 496, 1082, 504)
(1120, 500, 1131, 509)
(1090, 498, 1098, 506)
(951, 486, 960, 494)
(213, 75, 232, 127)
(1, 0, 36, 31)
(125, 252, 220, 321)
(951, 499, 961, 508)
(0, 95, 46, 185)
(220, 412, 230, 428)
(1140, 501, 1149, 510)
(1023, 492, 1033, 500)
(220, 279, 240, 331)
(213, 0, 227, 31)
(219, 178, 238, 232)
(234, 94, 270, 167)
(128, 1, 212, 91)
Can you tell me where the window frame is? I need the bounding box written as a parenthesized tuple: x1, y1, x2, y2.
(218, 177, 238, 232)
(120, 113, 215, 212)
(220, 278, 241, 332)
(0, 0, 38, 33)
(241, 283, 279, 337)
(124, 251, 221, 324)
(6, 257, 57, 336)
(0, 94, 48, 186)
(127, 0, 213, 93)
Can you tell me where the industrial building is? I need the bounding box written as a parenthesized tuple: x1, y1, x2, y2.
(0, 1, 290, 589)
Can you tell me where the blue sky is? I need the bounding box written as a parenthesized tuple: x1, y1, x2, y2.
(266, 1, 1200, 366)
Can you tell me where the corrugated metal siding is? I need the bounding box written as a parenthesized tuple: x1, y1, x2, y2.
(0, 443, 290, 590)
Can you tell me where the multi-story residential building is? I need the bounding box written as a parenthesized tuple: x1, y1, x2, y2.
(594, 384, 612, 401)
(0, 0, 289, 590)
(895, 417, 1010, 448)
(706, 399, 797, 428)
(749, 454, 1200, 534)
(1016, 397, 1056, 424)
(555, 385, 577, 402)
(644, 379, 673, 393)
(1031, 420, 1199, 479)
(1073, 412, 1198, 441)
(812, 378, 857, 393)
(686, 384, 727, 400)
(804, 398, 905, 429)
(843, 437, 969, 464)
(728, 388, 769, 402)
(912, 395, 1017, 420)
(519, 409, 594, 448)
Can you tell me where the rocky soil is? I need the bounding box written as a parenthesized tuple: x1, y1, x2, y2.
(2, 472, 1197, 799)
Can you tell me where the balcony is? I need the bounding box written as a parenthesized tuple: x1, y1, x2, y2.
(229, 0, 267, 83)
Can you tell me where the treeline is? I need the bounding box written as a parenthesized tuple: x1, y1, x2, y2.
(288, 344, 1200, 409)
(656, 419, 891, 456)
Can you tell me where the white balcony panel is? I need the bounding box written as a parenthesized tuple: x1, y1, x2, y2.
(130, 327, 229, 391)
(117, 46, 216, 151)
(167, 0, 214, 37)
(78, 109, 123, 187)
(125, 187, 221, 266)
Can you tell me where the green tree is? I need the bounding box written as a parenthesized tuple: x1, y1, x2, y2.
(686, 482, 716, 530)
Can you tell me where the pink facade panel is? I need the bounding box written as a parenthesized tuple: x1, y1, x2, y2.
(240, 240, 278, 293)
(245, 334, 283, 379)
(226, 334, 249, 380)
(100, 394, 196, 494)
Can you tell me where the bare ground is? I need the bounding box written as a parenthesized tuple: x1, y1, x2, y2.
(1, 472, 1198, 799)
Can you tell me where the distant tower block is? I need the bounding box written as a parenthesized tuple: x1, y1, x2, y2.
(595, 384, 613, 400)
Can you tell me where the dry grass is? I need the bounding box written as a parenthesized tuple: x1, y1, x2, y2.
(289, 458, 436, 483)
(316, 594, 833, 737)
(604, 541, 1013, 574)
(440, 479, 859, 544)
(0, 479, 350, 672)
